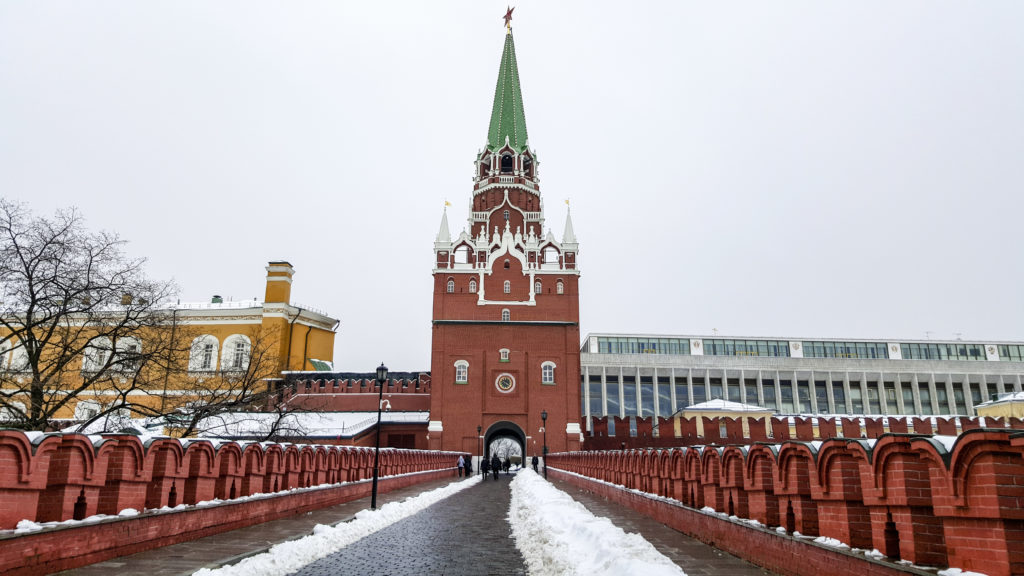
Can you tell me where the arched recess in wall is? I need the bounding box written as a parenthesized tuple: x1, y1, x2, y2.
(222, 334, 252, 371)
(189, 335, 219, 372)
(82, 337, 113, 372)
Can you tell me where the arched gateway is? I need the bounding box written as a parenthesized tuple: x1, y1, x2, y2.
(484, 421, 525, 461)
(427, 21, 582, 457)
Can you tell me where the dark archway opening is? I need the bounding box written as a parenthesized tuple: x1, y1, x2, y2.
(483, 421, 526, 472)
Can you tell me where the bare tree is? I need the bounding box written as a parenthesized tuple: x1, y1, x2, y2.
(489, 437, 523, 463)
(0, 201, 300, 437)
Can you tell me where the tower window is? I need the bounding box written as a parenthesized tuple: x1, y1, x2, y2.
(503, 280, 511, 293)
(534, 280, 542, 294)
(503, 210, 510, 221)
(502, 309, 510, 322)
(542, 362, 556, 384)
(556, 280, 564, 294)
(454, 360, 469, 384)
(504, 259, 510, 269)
(501, 155, 513, 173)
(446, 279, 455, 293)
(523, 157, 533, 177)
(469, 279, 477, 293)
(500, 348, 510, 361)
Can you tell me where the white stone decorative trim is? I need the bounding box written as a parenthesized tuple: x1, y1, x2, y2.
(428, 420, 444, 432)
(566, 422, 582, 435)
(265, 276, 293, 284)
(887, 343, 903, 360)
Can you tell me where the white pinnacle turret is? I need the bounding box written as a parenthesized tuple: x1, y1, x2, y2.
(436, 208, 451, 243)
(562, 206, 577, 246)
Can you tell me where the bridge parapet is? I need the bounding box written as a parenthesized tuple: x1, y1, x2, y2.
(549, 428, 1024, 576)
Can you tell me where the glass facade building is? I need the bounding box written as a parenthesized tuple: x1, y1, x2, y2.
(580, 334, 1024, 420)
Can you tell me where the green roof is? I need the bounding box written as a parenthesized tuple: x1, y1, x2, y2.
(487, 31, 530, 153)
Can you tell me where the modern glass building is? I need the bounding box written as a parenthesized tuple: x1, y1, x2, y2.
(580, 333, 1024, 419)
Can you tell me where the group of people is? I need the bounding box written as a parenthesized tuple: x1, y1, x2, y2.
(456, 454, 542, 479)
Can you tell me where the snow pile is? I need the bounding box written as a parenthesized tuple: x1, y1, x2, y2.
(938, 568, 989, 576)
(813, 536, 849, 549)
(508, 469, 685, 576)
(194, 476, 480, 576)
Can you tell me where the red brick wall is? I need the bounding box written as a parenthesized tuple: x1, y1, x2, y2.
(550, 429, 1024, 576)
(0, 467, 457, 576)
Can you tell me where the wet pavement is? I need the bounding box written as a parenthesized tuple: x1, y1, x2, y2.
(293, 470, 526, 576)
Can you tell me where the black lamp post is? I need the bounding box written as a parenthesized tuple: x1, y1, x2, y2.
(541, 409, 548, 479)
(477, 425, 483, 476)
(371, 362, 388, 510)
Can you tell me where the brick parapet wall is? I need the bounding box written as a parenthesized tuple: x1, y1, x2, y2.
(549, 428, 1024, 576)
(548, 467, 931, 576)
(584, 415, 1024, 450)
(0, 430, 466, 530)
(0, 466, 456, 576)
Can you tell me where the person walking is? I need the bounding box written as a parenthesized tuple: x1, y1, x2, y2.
(464, 456, 472, 476)
(481, 455, 489, 477)
(491, 454, 501, 481)
(457, 455, 465, 477)
(503, 457, 511, 474)
(531, 454, 539, 473)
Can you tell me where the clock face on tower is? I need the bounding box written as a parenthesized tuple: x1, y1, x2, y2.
(495, 373, 516, 393)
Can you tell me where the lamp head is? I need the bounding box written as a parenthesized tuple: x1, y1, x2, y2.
(376, 362, 388, 383)
(541, 409, 548, 422)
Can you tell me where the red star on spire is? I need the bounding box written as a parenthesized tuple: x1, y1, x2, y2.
(503, 7, 514, 29)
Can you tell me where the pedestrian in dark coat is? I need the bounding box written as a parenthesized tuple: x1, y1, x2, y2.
(491, 454, 501, 480)
(481, 456, 489, 476)
(531, 455, 539, 472)
(464, 457, 472, 476)
(457, 455, 465, 477)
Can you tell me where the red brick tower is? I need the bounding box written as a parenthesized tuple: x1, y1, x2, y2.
(428, 22, 582, 458)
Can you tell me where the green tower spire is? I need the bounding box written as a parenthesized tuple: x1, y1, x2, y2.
(487, 30, 530, 153)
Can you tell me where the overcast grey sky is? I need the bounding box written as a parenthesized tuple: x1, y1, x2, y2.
(2, 2, 1022, 371)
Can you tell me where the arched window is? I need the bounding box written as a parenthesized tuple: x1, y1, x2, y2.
(501, 309, 510, 322)
(115, 337, 142, 373)
(222, 334, 251, 371)
(556, 280, 564, 294)
(189, 335, 219, 372)
(0, 340, 8, 371)
(75, 400, 102, 421)
(6, 340, 29, 372)
(503, 210, 510, 221)
(503, 280, 511, 293)
(501, 154, 513, 173)
(469, 279, 477, 293)
(454, 360, 469, 383)
(454, 245, 471, 264)
(0, 400, 25, 423)
(499, 348, 510, 361)
(446, 278, 455, 293)
(523, 156, 533, 178)
(534, 280, 542, 294)
(82, 337, 113, 372)
(543, 246, 559, 264)
(504, 259, 510, 269)
(542, 361, 556, 384)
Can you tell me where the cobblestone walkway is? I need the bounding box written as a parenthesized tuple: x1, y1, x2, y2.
(294, 470, 526, 576)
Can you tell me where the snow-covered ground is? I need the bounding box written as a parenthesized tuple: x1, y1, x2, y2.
(193, 475, 480, 576)
(509, 469, 686, 576)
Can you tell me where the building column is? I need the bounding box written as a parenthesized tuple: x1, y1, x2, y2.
(911, 373, 922, 414)
(843, 372, 852, 414)
(894, 374, 905, 414)
(825, 371, 836, 414)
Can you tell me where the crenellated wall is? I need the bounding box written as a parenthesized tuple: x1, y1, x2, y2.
(549, 428, 1024, 576)
(583, 414, 1024, 450)
(0, 430, 466, 530)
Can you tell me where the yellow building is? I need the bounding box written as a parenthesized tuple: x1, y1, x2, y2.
(0, 260, 338, 429)
(974, 392, 1024, 419)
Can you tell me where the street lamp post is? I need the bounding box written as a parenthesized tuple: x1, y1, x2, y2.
(541, 409, 548, 479)
(477, 425, 483, 476)
(370, 362, 388, 510)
